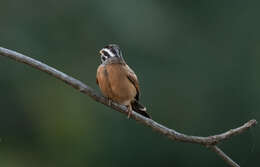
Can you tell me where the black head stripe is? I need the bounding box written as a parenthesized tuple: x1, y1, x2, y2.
(102, 50, 111, 58)
(101, 55, 106, 61)
(111, 48, 117, 55)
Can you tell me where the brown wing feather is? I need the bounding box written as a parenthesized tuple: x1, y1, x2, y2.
(96, 67, 99, 86)
(124, 65, 140, 101)
(96, 64, 103, 86)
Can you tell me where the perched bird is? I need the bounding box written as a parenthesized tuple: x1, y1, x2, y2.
(96, 44, 151, 119)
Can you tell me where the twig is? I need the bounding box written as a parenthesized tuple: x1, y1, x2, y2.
(210, 145, 239, 167)
(0, 47, 257, 167)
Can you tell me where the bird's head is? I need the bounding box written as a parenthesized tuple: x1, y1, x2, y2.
(99, 44, 123, 63)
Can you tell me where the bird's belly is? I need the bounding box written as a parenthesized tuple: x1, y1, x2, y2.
(110, 77, 136, 105)
(98, 64, 136, 105)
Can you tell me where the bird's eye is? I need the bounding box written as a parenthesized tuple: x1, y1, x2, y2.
(103, 51, 110, 58)
(101, 56, 106, 61)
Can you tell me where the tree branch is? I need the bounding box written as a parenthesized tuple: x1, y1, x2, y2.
(0, 47, 257, 167)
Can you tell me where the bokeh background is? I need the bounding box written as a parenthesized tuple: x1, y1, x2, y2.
(0, 0, 259, 166)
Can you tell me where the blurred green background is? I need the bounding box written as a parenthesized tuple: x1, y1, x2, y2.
(0, 0, 259, 166)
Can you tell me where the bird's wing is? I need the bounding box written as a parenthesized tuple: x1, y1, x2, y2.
(124, 64, 140, 101)
(96, 64, 103, 86)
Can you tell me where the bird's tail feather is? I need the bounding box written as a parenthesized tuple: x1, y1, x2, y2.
(131, 101, 151, 119)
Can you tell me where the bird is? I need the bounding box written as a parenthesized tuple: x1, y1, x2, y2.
(96, 44, 151, 119)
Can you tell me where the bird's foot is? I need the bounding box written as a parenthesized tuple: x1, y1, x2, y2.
(127, 105, 132, 119)
(107, 98, 112, 106)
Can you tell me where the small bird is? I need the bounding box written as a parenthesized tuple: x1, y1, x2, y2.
(96, 44, 151, 119)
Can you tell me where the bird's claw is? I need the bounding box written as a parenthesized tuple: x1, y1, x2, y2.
(127, 106, 132, 119)
(108, 98, 112, 106)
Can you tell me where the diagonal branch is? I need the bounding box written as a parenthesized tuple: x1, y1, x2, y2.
(210, 145, 240, 167)
(0, 46, 257, 167)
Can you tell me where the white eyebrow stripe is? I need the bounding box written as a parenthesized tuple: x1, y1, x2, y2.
(102, 48, 115, 57)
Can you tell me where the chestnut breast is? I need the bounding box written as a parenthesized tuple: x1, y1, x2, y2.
(97, 63, 137, 105)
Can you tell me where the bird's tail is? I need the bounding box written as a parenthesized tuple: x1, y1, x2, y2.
(131, 101, 151, 119)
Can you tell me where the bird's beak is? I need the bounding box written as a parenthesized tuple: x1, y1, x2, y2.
(99, 50, 104, 56)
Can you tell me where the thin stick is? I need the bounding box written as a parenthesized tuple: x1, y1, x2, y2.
(210, 145, 239, 167)
(0, 47, 257, 167)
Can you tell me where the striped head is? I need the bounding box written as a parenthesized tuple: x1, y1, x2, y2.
(99, 44, 123, 64)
